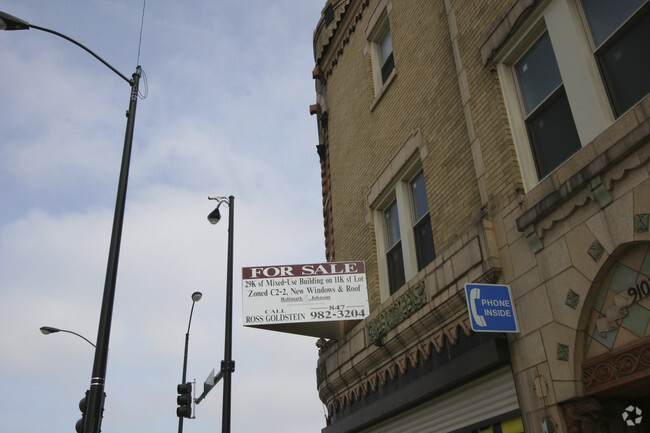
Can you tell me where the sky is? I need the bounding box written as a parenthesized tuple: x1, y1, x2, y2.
(0, 1, 329, 432)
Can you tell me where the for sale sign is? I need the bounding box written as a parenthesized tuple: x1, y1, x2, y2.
(242, 261, 369, 328)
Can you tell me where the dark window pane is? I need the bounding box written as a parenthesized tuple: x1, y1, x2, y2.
(580, 0, 644, 46)
(387, 242, 405, 294)
(409, 171, 429, 221)
(384, 201, 400, 247)
(527, 90, 582, 179)
(381, 52, 394, 84)
(598, 10, 650, 115)
(414, 215, 436, 270)
(379, 26, 394, 84)
(380, 27, 393, 64)
(515, 33, 562, 114)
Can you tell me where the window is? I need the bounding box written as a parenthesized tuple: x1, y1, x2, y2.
(366, 2, 395, 96)
(495, 0, 649, 190)
(378, 25, 394, 84)
(514, 32, 581, 179)
(375, 168, 435, 296)
(384, 201, 405, 293)
(410, 171, 436, 271)
(580, 0, 650, 116)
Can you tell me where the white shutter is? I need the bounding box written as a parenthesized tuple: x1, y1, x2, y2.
(360, 366, 519, 433)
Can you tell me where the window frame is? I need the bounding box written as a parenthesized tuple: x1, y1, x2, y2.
(495, 0, 616, 190)
(377, 24, 394, 85)
(365, 0, 395, 102)
(409, 172, 436, 272)
(384, 199, 405, 295)
(373, 161, 433, 298)
(513, 30, 583, 180)
(578, 0, 650, 117)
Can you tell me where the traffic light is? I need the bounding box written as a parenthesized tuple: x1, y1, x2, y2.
(75, 390, 89, 433)
(177, 382, 193, 418)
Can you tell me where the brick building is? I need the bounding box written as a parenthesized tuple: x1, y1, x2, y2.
(309, 0, 649, 432)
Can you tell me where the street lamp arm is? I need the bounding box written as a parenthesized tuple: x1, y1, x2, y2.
(0, 11, 131, 85)
(61, 329, 97, 348)
(40, 326, 97, 348)
(30, 24, 132, 84)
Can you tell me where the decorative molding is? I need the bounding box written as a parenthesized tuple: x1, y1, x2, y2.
(316, 361, 327, 386)
(314, 0, 371, 84)
(582, 336, 650, 395)
(518, 155, 647, 248)
(524, 224, 543, 253)
(516, 109, 650, 238)
(588, 176, 612, 209)
(367, 281, 427, 346)
(314, 0, 352, 64)
(326, 317, 471, 415)
(602, 150, 650, 192)
(537, 195, 594, 242)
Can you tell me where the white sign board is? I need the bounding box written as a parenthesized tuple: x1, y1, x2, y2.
(242, 261, 369, 327)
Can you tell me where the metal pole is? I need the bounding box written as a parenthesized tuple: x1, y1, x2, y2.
(222, 195, 235, 433)
(179, 300, 196, 433)
(84, 66, 141, 433)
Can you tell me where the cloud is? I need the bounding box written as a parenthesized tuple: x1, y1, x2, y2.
(0, 1, 327, 432)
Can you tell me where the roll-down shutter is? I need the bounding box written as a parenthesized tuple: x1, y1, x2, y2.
(360, 366, 520, 433)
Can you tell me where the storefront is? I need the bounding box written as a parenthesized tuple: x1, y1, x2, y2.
(358, 367, 522, 433)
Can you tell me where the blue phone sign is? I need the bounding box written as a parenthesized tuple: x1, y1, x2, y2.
(464, 283, 519, 333)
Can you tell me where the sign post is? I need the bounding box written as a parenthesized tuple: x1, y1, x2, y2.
(195, 368, 224, 404)
(464, 283, 519, 333)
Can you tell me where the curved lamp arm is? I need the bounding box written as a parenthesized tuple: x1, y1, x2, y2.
(0, 11, 131, 85)
(40, 326, 96, 348)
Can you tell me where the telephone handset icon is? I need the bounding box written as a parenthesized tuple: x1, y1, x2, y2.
(470, 288, 487, 327)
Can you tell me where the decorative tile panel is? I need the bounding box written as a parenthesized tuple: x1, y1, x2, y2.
(588, 240, 604, 262)
(367, 281, 427, 346)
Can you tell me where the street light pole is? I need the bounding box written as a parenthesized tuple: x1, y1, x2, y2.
(178, 291, 202, 433)
(85, 64, 141, 433)
(0, 11, 142, 433)
(207, 195, 235, 433)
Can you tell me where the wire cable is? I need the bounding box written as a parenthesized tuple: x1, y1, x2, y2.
(136, 0, 146, 66)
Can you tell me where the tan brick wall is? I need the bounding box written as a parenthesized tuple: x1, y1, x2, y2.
(448, 0, 525, 212)
(317, 0, 490, 308)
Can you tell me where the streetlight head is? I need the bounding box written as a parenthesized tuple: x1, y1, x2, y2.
(0, 11, 30, 31)
(40, 326, 61, 335)
(207, 196, 229, 225)
(191, 291, 203, 302)
(207, 206, 221, 224)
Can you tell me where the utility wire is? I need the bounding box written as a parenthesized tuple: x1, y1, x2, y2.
(136, 0, 146, 66)
(136, 0, 148, 100)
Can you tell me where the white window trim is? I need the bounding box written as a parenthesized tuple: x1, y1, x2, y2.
(365, 0, 395, 102)
(494, 0, 614, 190)
(372, 159, 424, 300)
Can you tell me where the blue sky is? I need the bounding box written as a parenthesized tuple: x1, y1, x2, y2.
(0, 1, 327, 432)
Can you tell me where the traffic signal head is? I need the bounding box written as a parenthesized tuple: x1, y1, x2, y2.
(176, 382, 192, 418)
(75, 390, 89, 433)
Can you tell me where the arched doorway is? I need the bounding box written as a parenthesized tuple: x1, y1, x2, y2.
(564, 242, 650, 433)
